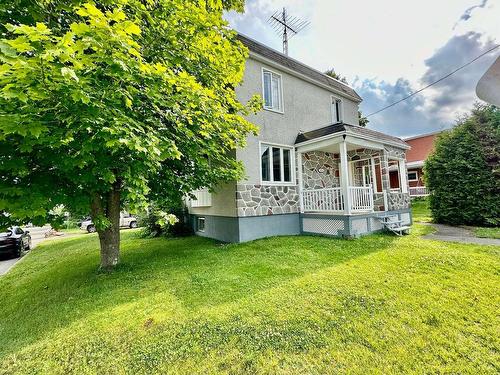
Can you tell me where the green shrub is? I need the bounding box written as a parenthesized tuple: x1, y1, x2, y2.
(139, 206, 193, 238)
(425, 104, 499, 226)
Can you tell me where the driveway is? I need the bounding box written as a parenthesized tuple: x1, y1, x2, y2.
(0, 226, 52, 276)
(423, 223, 500, 246)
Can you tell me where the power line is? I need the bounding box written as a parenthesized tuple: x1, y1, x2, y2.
(366, 44, 500, 118)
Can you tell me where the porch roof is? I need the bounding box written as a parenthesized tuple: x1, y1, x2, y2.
(295, 122, 410, 149)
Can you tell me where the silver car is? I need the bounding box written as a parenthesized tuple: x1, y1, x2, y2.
(79, 213, 138, 233)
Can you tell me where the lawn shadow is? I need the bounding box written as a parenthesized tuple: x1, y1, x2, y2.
(0, 231, 398, 359)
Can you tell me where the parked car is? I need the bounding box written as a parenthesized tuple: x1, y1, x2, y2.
(0, 227, 31, 258)
(78, 213, 138, 233)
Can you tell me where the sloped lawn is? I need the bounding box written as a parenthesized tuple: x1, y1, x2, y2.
(0, 226, 498, 374)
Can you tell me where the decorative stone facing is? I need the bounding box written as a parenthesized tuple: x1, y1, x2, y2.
(387, 192, 411, 211)
(236, 184, 300, 217)
(302, 151, 340, 189)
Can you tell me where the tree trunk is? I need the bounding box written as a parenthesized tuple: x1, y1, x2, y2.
(91, 181, 121, 270)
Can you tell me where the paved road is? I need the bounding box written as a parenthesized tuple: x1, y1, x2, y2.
(0, 226, 52, 276)
(423, 223, 500, 246)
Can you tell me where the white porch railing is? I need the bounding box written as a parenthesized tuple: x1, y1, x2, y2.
(302, 187, 344, 212)
(349, 185, 374, 212)
(409, 186, 429, 197)
(301, 186, 374, 213)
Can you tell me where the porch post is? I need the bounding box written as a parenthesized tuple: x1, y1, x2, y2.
(339, 139, 352, 214)
(297, 150, 304, 213)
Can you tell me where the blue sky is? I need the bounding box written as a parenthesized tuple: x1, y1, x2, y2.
(226, 0, 499, 137)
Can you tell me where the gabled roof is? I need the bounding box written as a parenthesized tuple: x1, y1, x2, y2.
(295, 122, 409, 149)
(237, 34, 362, 102)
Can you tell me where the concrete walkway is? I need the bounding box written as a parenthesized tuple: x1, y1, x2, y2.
(423, 223, 500, 246)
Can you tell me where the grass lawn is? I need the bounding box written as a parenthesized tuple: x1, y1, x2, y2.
(474, 227, 500, 240)
(411, 197, 433, 223)
(1, 227, 499, 374)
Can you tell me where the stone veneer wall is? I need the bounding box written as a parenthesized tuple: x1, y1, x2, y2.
(302, 151, 340, 189)
(235, 145, 409, 218)
(383, 146, 410, 210)
(236, 184, 300, 217)
(387, 192, 411, 211)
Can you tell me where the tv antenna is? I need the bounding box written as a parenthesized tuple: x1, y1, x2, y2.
(268, 8, 310, 56)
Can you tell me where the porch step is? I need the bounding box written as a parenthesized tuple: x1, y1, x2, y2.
(377, 215, 410, 236)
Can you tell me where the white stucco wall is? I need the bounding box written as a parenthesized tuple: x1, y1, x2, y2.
(236, 57, 360, 184)
(189, 183, 237, 217)
(189, 54, 361, 217)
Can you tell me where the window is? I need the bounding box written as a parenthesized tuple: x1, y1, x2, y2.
(197, 217, 205, 232)
(260, 143, 294, 184)
(15, 227, 24, 235)
(262, 69, 283, 112)
(191, 188, 212, 207)
(331, 96, 343, 123)
(407, 171, 418, 181)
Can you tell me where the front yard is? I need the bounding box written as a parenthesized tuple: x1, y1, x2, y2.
(0, 227, 499, 374)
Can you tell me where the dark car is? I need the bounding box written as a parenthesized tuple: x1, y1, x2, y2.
(0, 227, 32, 258)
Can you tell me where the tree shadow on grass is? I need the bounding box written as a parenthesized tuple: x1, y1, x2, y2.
(0, 231, 398, 359)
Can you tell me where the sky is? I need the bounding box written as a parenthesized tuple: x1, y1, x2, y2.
(225, 0, 500, 137)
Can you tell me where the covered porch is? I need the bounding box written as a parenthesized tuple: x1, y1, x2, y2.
(295, 123, 411, 215)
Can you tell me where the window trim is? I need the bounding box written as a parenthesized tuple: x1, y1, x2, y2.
(261, 67, 284, 114)
(259, 141, 296, 186)
(407, 170, 418, 182)
(197, 217, 206, 232)
(331, 95, 343, 123)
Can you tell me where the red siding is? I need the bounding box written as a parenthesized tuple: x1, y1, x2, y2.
(406, 134, 438, 162)
(408, 167, 424, 187)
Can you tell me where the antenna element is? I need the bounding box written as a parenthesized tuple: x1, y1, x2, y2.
(268, 8, 310, 55)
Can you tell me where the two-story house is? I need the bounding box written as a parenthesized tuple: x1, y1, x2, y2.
(187, 34, 412, 242)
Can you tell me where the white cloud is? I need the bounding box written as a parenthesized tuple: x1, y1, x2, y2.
(225, 0, 499, 136)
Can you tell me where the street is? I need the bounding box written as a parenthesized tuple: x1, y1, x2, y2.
(0, 226, 52, 276)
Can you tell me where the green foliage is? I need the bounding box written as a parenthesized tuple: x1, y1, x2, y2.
(425, 104, 500, 226)
(0, 1, 259, 236)
(139, 205, 192, 238)
(358, 110, 369, 127)
(324, 67, 348, 84)
(0, 227, 499, 373)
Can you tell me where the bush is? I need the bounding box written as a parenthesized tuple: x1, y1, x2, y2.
(425, 104, 499, 226)
(139, 206, 193, 238)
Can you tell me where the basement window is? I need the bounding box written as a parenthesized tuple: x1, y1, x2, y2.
(197, 217, 205, 232)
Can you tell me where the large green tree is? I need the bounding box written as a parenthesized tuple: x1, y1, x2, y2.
(425, 104, 499, 226)
(0, 0, 259, 268)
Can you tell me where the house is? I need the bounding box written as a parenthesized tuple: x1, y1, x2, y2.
(187, 34, 412, 242)
(403, 131, 442, 197)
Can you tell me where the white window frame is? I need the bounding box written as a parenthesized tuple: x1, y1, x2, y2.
(262, 68, 284, 114)
(407, 170, 418, 182)
(259, 141, 295, 185)
(197, 217, 205, 232)
(331, 95, 343, 123)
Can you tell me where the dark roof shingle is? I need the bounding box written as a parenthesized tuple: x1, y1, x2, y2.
(295, 122, 409, 148)
(238, 34, 362, 102)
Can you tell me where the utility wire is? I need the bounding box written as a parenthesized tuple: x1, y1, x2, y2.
(366, 44, 500, 118)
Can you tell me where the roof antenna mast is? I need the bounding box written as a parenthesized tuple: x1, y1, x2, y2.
(268, 7, 310, 56)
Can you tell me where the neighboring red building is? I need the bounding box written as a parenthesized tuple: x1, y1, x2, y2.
(404, 131, 442, 197)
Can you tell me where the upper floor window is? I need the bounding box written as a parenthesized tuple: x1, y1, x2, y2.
(262, 69, 283, 113)
(332, 96, 343, 123)
(260, 143, 294, 184)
